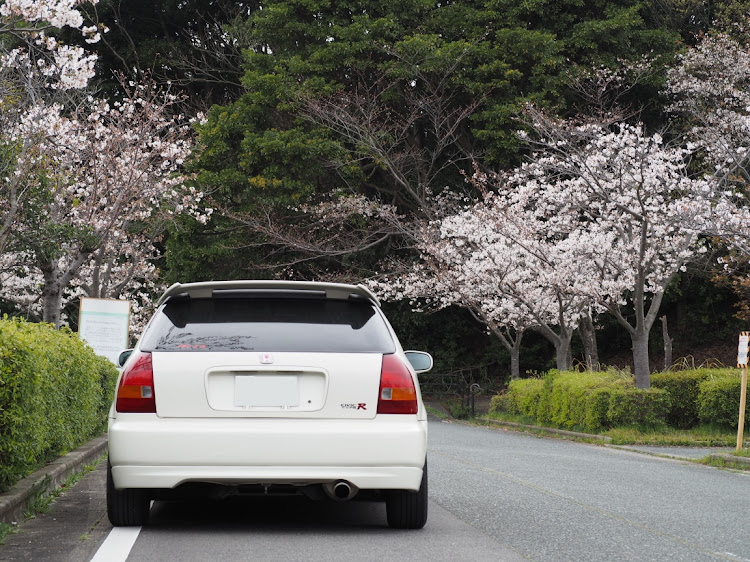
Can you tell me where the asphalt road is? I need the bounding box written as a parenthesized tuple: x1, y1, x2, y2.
(428, 420, 750, 561)
(1, 419, 748, 561)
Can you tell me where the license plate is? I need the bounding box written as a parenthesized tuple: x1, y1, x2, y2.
(234, 375, 299, 407)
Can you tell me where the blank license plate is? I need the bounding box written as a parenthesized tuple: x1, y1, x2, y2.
(234, 375, 299, 407)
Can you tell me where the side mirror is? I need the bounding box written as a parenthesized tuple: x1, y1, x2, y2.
(404, 351, 433, 374)
(118, 349, 134, 368)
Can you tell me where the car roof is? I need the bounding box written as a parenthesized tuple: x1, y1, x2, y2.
(156, 280, 381, 308)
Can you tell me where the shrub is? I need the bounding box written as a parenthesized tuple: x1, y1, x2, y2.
(0, 317, 119, 491)
(651, 369, 737, 428)
(697, 373, 749, 429)
(606, 387, 671, 427)
(489, 393, 511, 413)
(535, 372, 556, 425)
(583, 388, 613, 431)
(546, 370, 628, 431)
(498, 369, 672, 431)
(505, 378, 545, 417)
(491, 368, 747, 432)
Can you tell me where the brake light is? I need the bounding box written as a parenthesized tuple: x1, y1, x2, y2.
(116, 351, 156, 413)
(377, 354, 418, 414)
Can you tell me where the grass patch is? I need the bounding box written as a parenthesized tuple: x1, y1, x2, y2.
(485, 410, 537, 425)
(24, 457, 103, 519)
(704, 456, 750, 470)
(604, 424, 738, 446)
(23, 476, 55, 519)
(425, 404, 450, 420)
(486, 411, 738, 446)
(0, 522, 18, 545)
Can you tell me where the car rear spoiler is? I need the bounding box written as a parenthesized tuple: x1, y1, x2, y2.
(156, 280, 381, 308)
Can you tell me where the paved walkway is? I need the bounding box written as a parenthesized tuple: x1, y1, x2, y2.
(0, 436, 107, 526)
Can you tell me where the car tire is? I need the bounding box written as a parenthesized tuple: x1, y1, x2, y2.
(106, 459, 150, 526)
(386, 461, 428, 529)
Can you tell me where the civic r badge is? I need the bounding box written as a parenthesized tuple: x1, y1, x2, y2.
(260, 353, 274, 364)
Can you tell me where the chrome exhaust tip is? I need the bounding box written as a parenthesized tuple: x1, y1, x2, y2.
(323, 480, 358, 501)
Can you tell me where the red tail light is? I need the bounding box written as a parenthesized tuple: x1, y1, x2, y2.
(377, 354, 418, 414)
(116, 351, 156, 413)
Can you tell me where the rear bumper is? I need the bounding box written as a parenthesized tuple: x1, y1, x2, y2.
(108, 415, 427, 491)
(111, 465, 424, 491)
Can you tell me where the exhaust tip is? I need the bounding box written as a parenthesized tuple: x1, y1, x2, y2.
(323, 480, 358, 501)
(333, 482, 351, 499)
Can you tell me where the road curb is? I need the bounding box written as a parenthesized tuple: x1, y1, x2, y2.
(709, 452, 750, 466)
(479, 417, 613, 442)
(0, 435, 108, 525)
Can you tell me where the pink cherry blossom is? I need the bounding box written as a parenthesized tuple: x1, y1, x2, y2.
(0, 78, 211, 329)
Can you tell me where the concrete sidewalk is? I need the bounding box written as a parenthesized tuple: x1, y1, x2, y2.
(0, 435, 108, 525)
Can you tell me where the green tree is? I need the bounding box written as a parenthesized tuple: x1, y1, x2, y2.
(180, 0, 683, 281)
(80, 0, 257, 106)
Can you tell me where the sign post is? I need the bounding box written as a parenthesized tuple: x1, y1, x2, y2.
(79, 297, 130, 365)
(737, 332, 749, 451)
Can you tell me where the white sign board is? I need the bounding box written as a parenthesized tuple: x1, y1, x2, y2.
(738, 333, 749, 368)
(79, 298, 130, 364)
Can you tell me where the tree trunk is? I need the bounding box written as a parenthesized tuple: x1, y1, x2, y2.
(535, 324, 574, 371)
(578, 311, 599, 371)
(606, 273, 673, 390)
(555, 341, 573, 371)
(483, 317, 524, 382)
(41, 268, 64, 327)
(509, 337, 521, 380)
(661, 315, 673, 371)
(39, 251, 91, 328)
(631, 331, 651, 389)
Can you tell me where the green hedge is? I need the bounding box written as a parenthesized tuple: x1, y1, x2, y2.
(493, 370, 671, 431)
(493, 368, 748, 432)
(606, 387, 671, 428)
(652, 369, 746, 430)
(545, 371, 630, 430)
(698, 373, 749, 429)
(502, 378, 545, 418)
(0, 317, 119, 491)
(651, 369, 737, 428)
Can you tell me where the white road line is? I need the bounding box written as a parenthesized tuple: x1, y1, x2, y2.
(90, 527, 142, 562)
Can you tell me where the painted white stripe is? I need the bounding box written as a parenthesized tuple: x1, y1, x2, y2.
(90, 526, 142, 562)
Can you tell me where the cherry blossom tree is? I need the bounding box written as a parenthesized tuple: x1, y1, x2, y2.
(666, 29, 750, 255)
(387, 115, 724, 387)
(461, 188, 601, 373)
(667, 31, 749, 189)
(0, 2, 213, 329)
(374, 184, 596, 377)
(0, 79, 210, 327)
(375, 44, 750, 385)
(370, 218, 532, 380)
(0, 0, 102, 257)
(491, 110, 722, 388)
(660, 28, 750, 333)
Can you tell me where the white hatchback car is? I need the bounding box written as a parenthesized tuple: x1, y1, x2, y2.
(108, 280, 432, 529)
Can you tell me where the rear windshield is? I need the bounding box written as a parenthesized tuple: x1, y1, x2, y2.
(139, 297, 395, 353)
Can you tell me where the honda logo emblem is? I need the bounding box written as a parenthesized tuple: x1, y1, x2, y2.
(260, 353, 274, 364)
